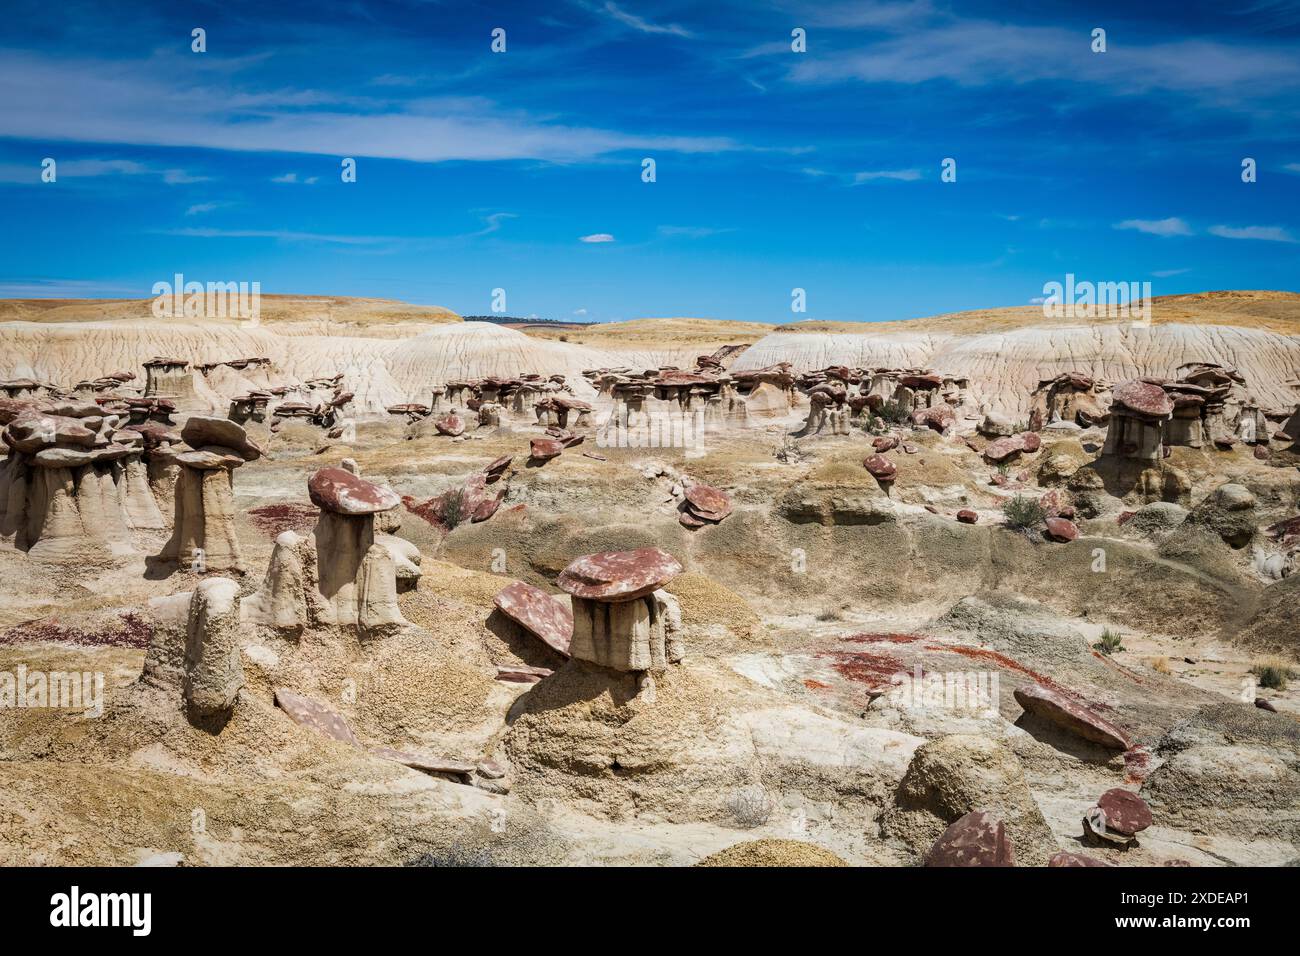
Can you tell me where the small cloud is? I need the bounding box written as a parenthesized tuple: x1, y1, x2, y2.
(999, 214, 1021, 221)
(580, 233, 615, 243)
(1152, 268, 1191, 278)
(852, 169, 923, 183)
(473, 212, 517, 236)
(162, 169, 210, 185)
(1208, 224, 1297, 243)
(185, 202, 221, 216)
(1114, 217, 1193, 237)
(657, 225, 730, 238)
(573, 308, 588, 315)
(1283, 163, 1300, 174)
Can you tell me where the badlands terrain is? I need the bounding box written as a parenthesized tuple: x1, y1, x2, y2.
(1, 290, 1299, 867)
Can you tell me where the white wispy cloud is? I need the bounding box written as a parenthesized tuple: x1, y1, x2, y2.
(1152, 268, 1192, 277)
(0, 50, 741, 164)
(0, 157, 207, 184)
(1114, 217, 1193, 237)
(473, 212, 517, 236)
(852, 168, 922, 183)
(1283, 162, 1300, 174)
(1208, 224, 1297, 243)
(590, 2, 693, 38)
(580, 233, 615, 243)
(163, 227, 395, 245)
(788, 20, 1300, 107)
(657, 225, 731, 238)
(271, 172, 319, 184)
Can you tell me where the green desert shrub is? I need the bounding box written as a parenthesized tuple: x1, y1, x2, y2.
(1002, 495, 1047, 530)
(1093, 628, 1125, 655)
(1251, 658, 1296, 691)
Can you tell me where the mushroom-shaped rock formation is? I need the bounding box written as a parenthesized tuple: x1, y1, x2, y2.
(0, 402, 165, 562)
(159, 417, 261, 573)
(557, 548, 684, 675)
(243, 468, 410, 639)
(1103, 379, 1174, 461)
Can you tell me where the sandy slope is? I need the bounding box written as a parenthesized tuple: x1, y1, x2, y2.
(3, 292, 1299, 418)
(735, 322, 1300, 417)
(0, 320, 622, 414)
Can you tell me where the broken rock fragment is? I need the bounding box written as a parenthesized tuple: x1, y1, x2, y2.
(923, 810, 1015, 867)
(1013, 683, 1132, 750)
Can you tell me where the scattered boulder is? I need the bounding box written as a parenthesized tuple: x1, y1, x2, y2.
(493, 581, 573, 657)
(862, 454, 896, 482)
(1044, 516, 1079, 542)
(957, 509, 978, 524)
(923, 810, 1015, 867)
(1013, 683, 1132, 750)
(1094, 787, 1153, 838)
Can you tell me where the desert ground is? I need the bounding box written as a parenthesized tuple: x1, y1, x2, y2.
(1, 290, 1298, 867)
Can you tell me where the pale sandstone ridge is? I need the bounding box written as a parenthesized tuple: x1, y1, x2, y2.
(735, 321, 1300, 419)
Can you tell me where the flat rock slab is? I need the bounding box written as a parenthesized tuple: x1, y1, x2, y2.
(529, 438, 564, 461)
(557, 547, 683, 602)
(924, 810, 1015, 867)
(493, 581, 573, 656)
(684, 483, 732, 521)
(274, 689, 360, 746)
(1014, 683, 1132, 750)
(1044, 516, 1080, 542)
(1113, 379, 1173, 417)
(434, 414, 465, 436)
(181, 415, 261, 460)
(496, 665, 553, 683)
(368, 746, 475, 780)
(309, 467, 401, 515)
(862, 454, 896, 480)
(1096, 788, 1152, 836)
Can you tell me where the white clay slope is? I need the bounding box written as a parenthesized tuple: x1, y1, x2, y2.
(734, 323, 1300, 416)
(0, 320, 617, 415)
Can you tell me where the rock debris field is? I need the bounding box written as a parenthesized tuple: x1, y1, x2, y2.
(1, 291, 1299, 867)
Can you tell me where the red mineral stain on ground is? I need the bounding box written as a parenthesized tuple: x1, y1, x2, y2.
(923, 643, 1085, 702)
(803, 679, 832, 690)
(1123, 746, 1154, 784)
(0, 612, 153, 648)
(248, 502, 319, 538)
(1092, 649, 1147, 684)
(817, 648, 911, 690)
(842, 632, 925, 644)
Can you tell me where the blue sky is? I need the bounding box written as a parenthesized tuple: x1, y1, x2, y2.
(1, 0, 1298, 323)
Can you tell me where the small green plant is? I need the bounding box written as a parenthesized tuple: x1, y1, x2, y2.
(1093, 628, 1125, 655)
(996, 461, 1010, 476)
(1251, 658, 1296, 690)
(877, 398, 912, 426)
(440, 488, 466, 530)
(1002, 494, 1047, 530)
